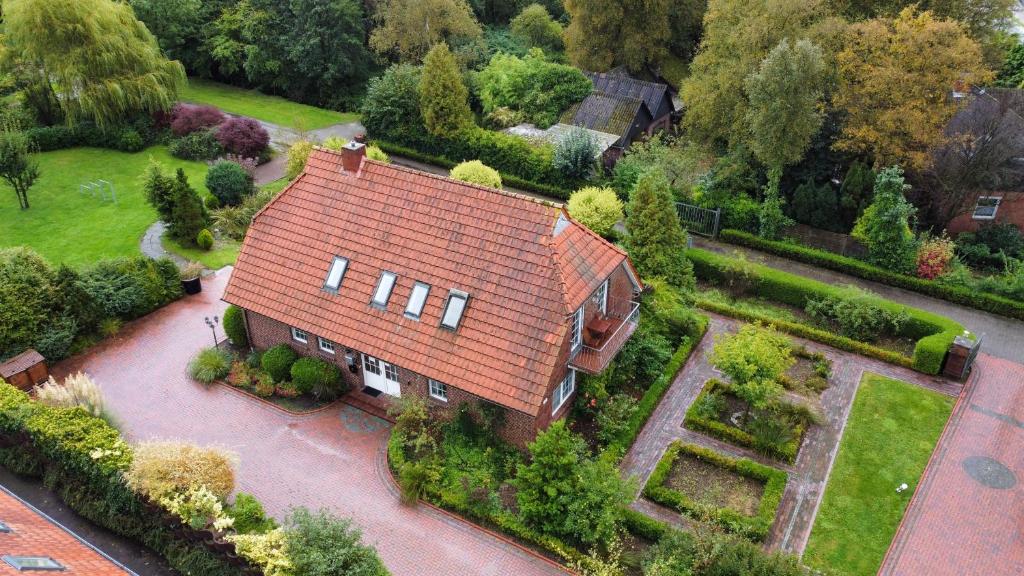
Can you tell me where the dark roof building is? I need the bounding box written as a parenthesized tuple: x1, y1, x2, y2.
(585, 71, 675, 125)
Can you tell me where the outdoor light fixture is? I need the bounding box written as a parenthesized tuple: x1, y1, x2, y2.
(205, 315, 220, 348)
(345, 351, 357, 373)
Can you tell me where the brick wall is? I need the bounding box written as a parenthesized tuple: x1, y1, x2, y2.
(948, 192, 1024, 235)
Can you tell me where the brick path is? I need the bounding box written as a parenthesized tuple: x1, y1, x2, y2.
(879, 354, 1024, 576)
(54, 268, 567, 576)
(619, 313, 961, 556)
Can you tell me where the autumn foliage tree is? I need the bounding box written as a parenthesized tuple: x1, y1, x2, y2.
(563, 0, 672, 72)
(833, 8, 993, 171)
(369, 0, 482, 63)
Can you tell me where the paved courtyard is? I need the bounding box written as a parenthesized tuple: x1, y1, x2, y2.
(880, 354, 1024, 575)
(620, 313, 962, 556)
(54, 268, 567, 576)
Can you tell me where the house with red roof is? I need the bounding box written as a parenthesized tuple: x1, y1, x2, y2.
(224, 143, 642, 445)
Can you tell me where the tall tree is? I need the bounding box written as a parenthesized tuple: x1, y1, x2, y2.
(681, 0, 839, 150)
(833, 8, 993, 172)
(625, 170, 694, 288)
(3, 0, 185, 127)
(142, 161, 177, 223)
(852, 166, 918, 273)
(419, 43, 473, 135)
(369, 0, 482, 63)
(510, 4, 564, 54)
(563, 0, 672, 72)
(168, 169, 208, 244)
(0, 129, 39, 211)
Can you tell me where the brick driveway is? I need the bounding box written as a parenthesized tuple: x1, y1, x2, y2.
(55, 269, 567, 576)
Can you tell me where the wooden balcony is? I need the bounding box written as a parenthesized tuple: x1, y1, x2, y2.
(569, 298, 640, 374)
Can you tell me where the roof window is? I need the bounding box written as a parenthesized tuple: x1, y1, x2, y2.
(323, 256, 348, 292)
(372, 272, 397, 308)
(405, 282, 430, 319)
(2, 556, 65, 571)
(441, 290, 469, 330)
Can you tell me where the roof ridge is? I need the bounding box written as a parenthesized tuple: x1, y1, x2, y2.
(543, 216, 573, 315)
(560, 206, 631, 261)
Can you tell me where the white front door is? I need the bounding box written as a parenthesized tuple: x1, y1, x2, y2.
(362, 355, 401, 397)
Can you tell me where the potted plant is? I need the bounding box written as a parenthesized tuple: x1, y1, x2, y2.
(180, 261, 204, 295)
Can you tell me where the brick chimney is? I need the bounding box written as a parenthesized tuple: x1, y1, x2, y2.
(341, 141, 366, 174)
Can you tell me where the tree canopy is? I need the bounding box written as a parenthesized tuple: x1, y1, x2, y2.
(370, 0, 483, 63)
(563, 0, 672, 72)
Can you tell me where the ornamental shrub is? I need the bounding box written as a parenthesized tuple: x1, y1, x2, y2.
(567, 186, 623, 237)
(33, 316, 78, 361)
(790, 179, 840, 232)
(196, 229, 214, 251)
(366, 145, 390, 163)
(286, 140, 313, 180)
(360, 64, 422, 142)
(595, 394, 638, 447)
(125, 440, 237, 501)
(805, 292, 910, 342)
(450, 160, 502, 188)
(168, 169, 209, 243)
(553, 127, 597, 180)
(916, 234, 956, 280)
(261, 344, 298, 383)
(613, 325, 672, 389)
(853, 166, 918, 274)
(222, 305, 248, 348)
(188, 347, 232, 383)
(290, 357, 344, 400)
(215, 117, 270, 159)
(206, 160, 254, 207)
(171, 104, 226, 137)
(33, 372, 104, 417)
(229, 492, 276, 535)
(79, 256, 182, 320)
(0, 248, 58, 359)
(284, 507, 389, 576)
(710, 324, 793, 411)
(169, 128, 223, 161)
(475, 50, 591, 129)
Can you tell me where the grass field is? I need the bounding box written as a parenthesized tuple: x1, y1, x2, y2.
(803, 373, 953, 576)
(0, 146, 210, 268)
(162, 236, 240, 270)
(180, 78, 359, 131)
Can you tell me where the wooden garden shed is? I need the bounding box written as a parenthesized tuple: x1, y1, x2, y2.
(0, 349, 49, 391)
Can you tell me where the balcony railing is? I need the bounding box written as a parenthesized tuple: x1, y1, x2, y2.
(570, 297, 640, 374)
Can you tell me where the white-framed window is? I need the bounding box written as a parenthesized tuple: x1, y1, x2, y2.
(2, 556, 65, 571)
(552, 369, 576, 414)
(428, 379, 448, 401)
(323, 256, 349, 292)
(371, 271, 397, 307)
(291, 327, 308, 344)
(441, 289, 469, 330)
(972, 196, 1001, 220)
(405, 281, 430, 319)
(318, 337, 335, 354)
(592, 279, 608, 314)
(570, 306, 584, 350)
(384, 363, 398, 381)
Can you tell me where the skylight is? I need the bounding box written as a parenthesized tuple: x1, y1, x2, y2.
(323, 256, 348, 292)
(405, 282, 430, 319)
(441, 290, 469, 330)
(2, 556, 65, 571)
(0, 521, 10, 533)
(372, 272, 397, 307)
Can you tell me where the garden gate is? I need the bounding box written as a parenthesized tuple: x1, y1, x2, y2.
(676, 202, 721, 237)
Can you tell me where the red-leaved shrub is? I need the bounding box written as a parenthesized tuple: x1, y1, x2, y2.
(916, 234, 956, 280)
(170, 104, 226, 137)
(215, 117, 270, 158)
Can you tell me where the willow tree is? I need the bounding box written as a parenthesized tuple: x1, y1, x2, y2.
(4, 0, 186, 127)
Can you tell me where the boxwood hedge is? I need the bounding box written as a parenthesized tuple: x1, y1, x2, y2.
(642, 441, 788, 542)
(687, 248, 964, 375)
(719, 229, 1024, 320)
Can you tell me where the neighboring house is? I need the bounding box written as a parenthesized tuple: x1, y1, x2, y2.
(0, 485, 133, 575)
(560, 71, 676, 167)
(224, 143, 643, 446)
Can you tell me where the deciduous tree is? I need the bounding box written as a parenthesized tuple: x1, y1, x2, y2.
(369, 0, 482, 63)
(510, 4, 564, 53)
(710, 324, 793, 412)
(419, 43, 473, 135)
(563, 0, 672, 72)
(0, 128, 39, 211)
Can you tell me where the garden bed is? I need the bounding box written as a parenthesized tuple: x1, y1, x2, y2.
(221, 357, 336, 413)
(642, 441, 787, 541)
(780, 346, 832, 397)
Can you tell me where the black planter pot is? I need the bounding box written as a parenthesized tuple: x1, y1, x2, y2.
(181, 277, 202, 295)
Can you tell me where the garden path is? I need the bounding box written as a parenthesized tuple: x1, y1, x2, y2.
(139, 221, 187, 267)
(692, 236, 1024, 363)
(619, 312, 962, 557)
(52, 269, 569, 576)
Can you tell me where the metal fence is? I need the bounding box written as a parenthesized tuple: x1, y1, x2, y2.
(676, 202, 720, 237)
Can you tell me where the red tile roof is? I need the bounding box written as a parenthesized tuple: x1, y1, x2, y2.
(224, 149, 637, 415)
(0, 487, 131, 575)
(0, 349, 44, 378)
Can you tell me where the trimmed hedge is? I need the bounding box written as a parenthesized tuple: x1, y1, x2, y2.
(0, 382, 239, 575)
(687, 248, 964, 375)
(606, 314, 708, 455)
(642, 441, 788, 541)
(720, 229, 1024, 320)
(223, 305, 248, 348)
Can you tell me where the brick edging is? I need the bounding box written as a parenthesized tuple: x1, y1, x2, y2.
(378, 438, 576, 575)
(215, 381, 343, 417)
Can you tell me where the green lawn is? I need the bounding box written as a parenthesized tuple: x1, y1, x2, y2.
(162, 236, 240, 270)
(804, 373, 953, 576)
(180, 78, 359, 131)
(0, 146, 210, 268)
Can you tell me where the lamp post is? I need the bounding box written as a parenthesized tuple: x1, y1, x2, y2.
(205, 315, 220, 348)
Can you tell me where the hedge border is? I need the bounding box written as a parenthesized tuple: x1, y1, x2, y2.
(372, 140, 575, 201)
(683, 379, 803, 463)
(642, 440, 788, 541)
(687, 248, 964, 374)
(606, 314, 709, 455)
(720, 229, 1024, 321)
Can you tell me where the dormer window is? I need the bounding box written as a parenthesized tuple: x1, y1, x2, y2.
(323, 256, 348, 292)
(441, 290, 469, 330)
(405, 282, 430, 319)
(371, 272, 397, 308)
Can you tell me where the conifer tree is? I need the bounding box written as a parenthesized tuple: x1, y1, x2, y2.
(419, 43, 473, 136)
(168, 169, 208, 245)
(142, 162, 177, 224)
(625, 170, 694, 288)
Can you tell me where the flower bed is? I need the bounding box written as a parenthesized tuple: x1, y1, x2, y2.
(780, 346, 832, 396)
(719, 229, 1024, 320)
(642, 441, 787, 541)
(687, 248, 965, 375)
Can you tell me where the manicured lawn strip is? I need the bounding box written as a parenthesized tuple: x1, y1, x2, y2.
(161, 236, 240, 269)
(0, 146, 210, 267)
(687, 248, 964, 374)
(180, 78, 358, 130)
(719, 229, 1024, 320)
(643, 441, 787, 541)
(606, 314, 709, 455)
(803, 373, 953, 576)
